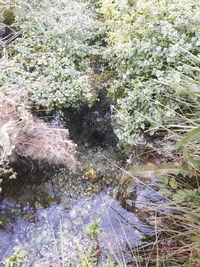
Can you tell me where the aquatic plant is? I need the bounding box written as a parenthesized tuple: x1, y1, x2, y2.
(1, 1, 200, 266)
(2, 247, 28, 267)
(85, 218, 102, 240)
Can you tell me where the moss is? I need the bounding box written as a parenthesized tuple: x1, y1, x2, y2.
(2, 8, 15, 25)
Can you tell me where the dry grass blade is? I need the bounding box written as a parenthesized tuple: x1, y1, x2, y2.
(0, 88, 77, 170)
(16, 119, 77, 169)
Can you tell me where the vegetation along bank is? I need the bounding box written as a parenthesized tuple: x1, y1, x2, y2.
(0, 0, 200, 266)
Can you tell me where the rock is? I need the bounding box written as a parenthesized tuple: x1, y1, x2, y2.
(73, 217, 83, 226)
(70, 209, 76, 218)
(62, 218, 72, 231)
(85, 167, 97, 182)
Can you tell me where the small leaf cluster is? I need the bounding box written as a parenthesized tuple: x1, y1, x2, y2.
(2, 247, 28, 267)
(77, 246, 98, 267)
(0, 163, 17, 194)
(85, 218, 102, 240)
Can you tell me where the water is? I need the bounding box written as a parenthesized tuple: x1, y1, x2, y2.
(0, 144, 164, 266)
(0, 100, 163, 265)
(0, 192, 148, 265)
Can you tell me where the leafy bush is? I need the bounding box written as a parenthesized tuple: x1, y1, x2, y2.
(1, 0, 200, 152)
(0, 0, 103, 108)
(100, 0, 200, 149)
(122, 55, 200, 265)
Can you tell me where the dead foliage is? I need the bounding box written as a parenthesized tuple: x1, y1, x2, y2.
(16, 119, 77, 169)
(0, 88, 77, 170)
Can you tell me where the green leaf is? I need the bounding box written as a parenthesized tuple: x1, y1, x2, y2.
(17, 250, 27, 258)
(163, 176, 169, 185)
(158, 188, 171, 197)
(172, 192, 186, 202)
(169, 177, 178, 190)
(178, 127, 200, 146)
(182, 148, 200, 169)
(191, 236, 200, 243)
(122, 163, 195, 181)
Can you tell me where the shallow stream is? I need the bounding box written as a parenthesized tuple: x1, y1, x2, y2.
(0, 99, 162, 266)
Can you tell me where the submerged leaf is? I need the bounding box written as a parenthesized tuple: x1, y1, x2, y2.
(169, 177, 178, 189)
(122, 163, 194, 181)
(158, 188, 171, 197)
(17, 250, 27, 258)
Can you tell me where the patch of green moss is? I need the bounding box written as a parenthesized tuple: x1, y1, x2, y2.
(2, 8, 15, 25)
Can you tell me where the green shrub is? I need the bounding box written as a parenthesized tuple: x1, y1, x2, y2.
(100, 0, 200, 149)
(1, 0, 200, 152)
(0, 0, 103, 108)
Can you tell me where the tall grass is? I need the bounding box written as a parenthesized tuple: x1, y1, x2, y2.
(127, 51, 200, 266)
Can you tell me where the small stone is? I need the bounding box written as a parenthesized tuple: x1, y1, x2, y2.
(70, 209, 76, 218)
(73, 217, 83, 226)
(81, 209, 89, 217)
(63, 219, 72, 230)
(0, 27, 6, 38)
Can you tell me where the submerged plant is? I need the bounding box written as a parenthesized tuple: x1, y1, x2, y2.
(77, 246, 98, 267)
(2, 247, 28, 267)
(85, 218, 102, 240)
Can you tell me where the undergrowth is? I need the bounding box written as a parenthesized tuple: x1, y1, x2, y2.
(0, 0, 103, 108)
(0, 0, 200, 266)
(122, 52, 200, 266)
(100, 0, 200, 151)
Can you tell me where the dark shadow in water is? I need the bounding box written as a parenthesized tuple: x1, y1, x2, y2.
(50, 90, 118, 148)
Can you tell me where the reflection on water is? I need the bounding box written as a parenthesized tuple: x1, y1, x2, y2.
(0, 146, 164, 266)
(0, 188, 160, 266)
